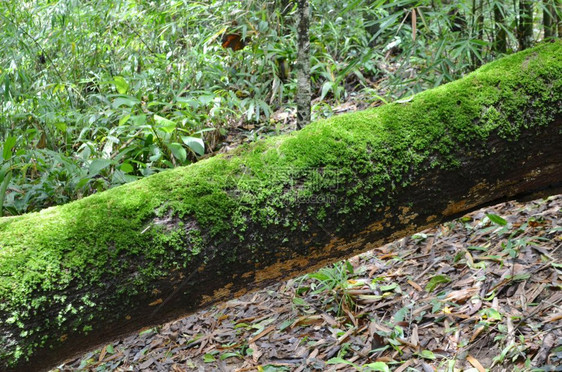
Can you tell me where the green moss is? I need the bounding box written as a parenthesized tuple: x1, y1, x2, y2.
(1, 41, 561, 366)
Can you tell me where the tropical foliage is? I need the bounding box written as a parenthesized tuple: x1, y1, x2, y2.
(0, 0, 559, 215)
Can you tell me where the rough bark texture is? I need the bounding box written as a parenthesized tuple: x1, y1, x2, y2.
(295, 0, 311, 128)
(1, 43, 561, 371)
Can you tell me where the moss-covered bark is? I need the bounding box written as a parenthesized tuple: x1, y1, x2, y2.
(1, 42, 562, 371)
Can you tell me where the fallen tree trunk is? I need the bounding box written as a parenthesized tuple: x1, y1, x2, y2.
(1, 42, 561, 371)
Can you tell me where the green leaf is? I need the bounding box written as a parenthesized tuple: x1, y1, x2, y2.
(486, 213, 507, 226)
(394, 306, 409, 322)
(363, 361, 390, 371)
(167, 143, 187, 163)
(3, 136, 16, 161)
(345, 260, 354, 274)
(89, 159, 113, 176)
(149, 147, 162, 162)
(260, 365, 290, 372)
(511, 273, 531, 281)
(481, 308, 502, 321)
(0, 170, 12, 217)
(292, 297, 307, 306)
(380, 283, 398, 291)
(203, 353, 216, 363)
(321, 81, 334, 100)
(219, 352, 240, 360)
(112, 76, 129, 94)
(154, 115, 176, 133)
(55, 122, 67, 132)
(326, 357, 357, 367)
(119, 114, 131, 126)
(138, 328, 155, 336)
(425, 275, 451, 292)
(120, 163, 134, 173)
(468, 245, 487, 251)
(198, 94, 215, 105)
(419, 349, 436, 360)
(308, 272, 330, 281)
(112, 96, 139, 108)
(76, 178, 90, 189)
(278, 319, 293, 331)
(181, 136, 205, 156)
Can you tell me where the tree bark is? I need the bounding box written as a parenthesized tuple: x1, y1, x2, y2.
(295, 0, 311, 128)
(473, 0, 485, 67)
(494, 2, 507, 53)
(544, 0, 554, 39)
(519, 0, 534, 50)
(555, 0, 562, 38)
(1, 42, 562, 371)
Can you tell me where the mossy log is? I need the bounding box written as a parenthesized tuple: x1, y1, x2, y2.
(1, 42, 562, 371)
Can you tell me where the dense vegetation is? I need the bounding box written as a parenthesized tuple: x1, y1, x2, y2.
(0, 0, 560, 215)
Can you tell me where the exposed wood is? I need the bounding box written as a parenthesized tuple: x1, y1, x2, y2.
(0, 42, 561, 371)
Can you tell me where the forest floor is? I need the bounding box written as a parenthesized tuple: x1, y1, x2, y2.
(54, 192, 562, 371)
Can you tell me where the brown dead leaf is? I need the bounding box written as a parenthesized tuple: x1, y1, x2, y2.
(248, 325, 276, 344)
(467, 354, 486, 372)
(408, 279, 423, 291)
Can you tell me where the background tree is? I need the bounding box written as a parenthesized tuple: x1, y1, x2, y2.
(295, 0, 311, 128)
(556, 0, 562, 37)
(544, 0, 555, 39)
(494, 1, 507, 53)
(519, 0, 534, 50)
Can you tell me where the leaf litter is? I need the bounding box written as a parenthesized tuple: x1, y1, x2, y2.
(54, 195, 562, 371)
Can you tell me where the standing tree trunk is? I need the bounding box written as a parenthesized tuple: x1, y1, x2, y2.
(554, 0, 562, 38)
(474, 0, 485, 66)
(519, 0, 534, 50)
(494, 2, 507, 53)
(544, 0, 555, 39)
(295, 0, 311, 129)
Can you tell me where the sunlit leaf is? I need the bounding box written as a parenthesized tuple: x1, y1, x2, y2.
(363, 361, 390, 371)
(154, 115, 176, 133)
(112, 76, 129, 94)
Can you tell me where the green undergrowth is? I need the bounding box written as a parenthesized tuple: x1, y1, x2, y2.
(0, 42, 561, 366)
